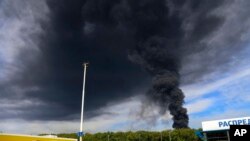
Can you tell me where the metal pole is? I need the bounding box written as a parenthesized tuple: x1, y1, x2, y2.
(203, 132, 207, 141)
(227, 130, 230, 141)
(80, 63, 88, 141)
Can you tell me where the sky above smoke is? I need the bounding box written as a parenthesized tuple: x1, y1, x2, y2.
(1, 0, 250, 134)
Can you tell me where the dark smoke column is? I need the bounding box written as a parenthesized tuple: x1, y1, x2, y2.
(82, 0, 189, 128)
(126, 0, 189, 128)
(130, 36, 189, 128)
(152, 73, 189, 128)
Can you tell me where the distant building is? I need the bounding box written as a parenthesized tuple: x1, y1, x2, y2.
(201, 116, 250, 141)
(41, 134, 58, 138)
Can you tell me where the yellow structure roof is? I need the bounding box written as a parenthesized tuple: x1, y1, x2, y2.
(0, 133, 77, 141)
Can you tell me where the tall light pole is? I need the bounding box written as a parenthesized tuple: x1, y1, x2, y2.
(80, 63, 88, 141)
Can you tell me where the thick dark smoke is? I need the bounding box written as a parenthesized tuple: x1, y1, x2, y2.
(82, 0, 189, 128)
(124, 0, 189, 128)
(81, 0, 237, 128)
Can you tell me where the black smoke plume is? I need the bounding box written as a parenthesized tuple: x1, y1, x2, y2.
(82, 0, 191, 128)
(82, 0, 234, 128)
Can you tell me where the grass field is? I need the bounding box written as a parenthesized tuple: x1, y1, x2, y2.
(0, 133, 77, 141)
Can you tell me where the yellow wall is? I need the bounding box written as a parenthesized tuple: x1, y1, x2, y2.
(0, 134, 77, 141)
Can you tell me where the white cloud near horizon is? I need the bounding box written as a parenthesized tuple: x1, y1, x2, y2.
(182, 67, 250, 101)
(0, 98, 137, 134)
(0, 96, 173, 134)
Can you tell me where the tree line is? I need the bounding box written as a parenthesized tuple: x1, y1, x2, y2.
(56, 129, 202, 141)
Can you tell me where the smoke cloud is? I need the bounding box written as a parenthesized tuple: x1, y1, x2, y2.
(1, 0, 250, 132)
(82, 0, 250, 128)
(82, 0, 188, 128)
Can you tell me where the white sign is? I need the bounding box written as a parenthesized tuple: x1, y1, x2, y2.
(202, 117, 250, 131)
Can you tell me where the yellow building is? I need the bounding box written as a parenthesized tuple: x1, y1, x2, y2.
(0, 133, 77, 141)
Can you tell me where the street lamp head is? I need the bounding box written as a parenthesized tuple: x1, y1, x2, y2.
(82, 62, 89, 67)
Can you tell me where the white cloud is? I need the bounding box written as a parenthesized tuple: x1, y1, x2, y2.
(0, 119, 79, 135)
(0, 98, 136, 134)
(182, 67, 250, 101)
(185, 98, 214, 114)
(0, 95, 173, 134)
(0, 96, 45, 110)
